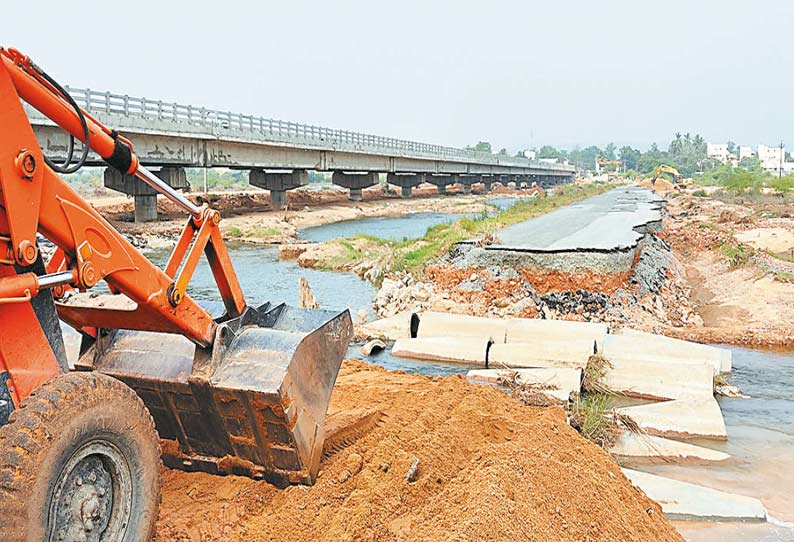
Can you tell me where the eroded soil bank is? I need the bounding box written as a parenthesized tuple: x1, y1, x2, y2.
(155, 360, 682, 542)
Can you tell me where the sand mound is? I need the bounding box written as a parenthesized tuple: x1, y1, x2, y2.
(155, 361, 682, 542)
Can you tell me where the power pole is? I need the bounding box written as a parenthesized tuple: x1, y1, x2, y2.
(780, 141, 784, 178)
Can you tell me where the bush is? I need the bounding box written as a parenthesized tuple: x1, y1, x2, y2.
(719, 242, 753, 267)
(769, 175, 794, 193)
(692, 189, 708, 197)
(724, 170, 765, 195)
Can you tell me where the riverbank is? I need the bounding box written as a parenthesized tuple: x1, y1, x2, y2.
(658, 191, 794, 348)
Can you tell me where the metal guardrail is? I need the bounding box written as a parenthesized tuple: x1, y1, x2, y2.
(32, 86, 573, 172)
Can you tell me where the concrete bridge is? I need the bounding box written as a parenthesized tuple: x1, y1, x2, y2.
(27, 87, 576, 221)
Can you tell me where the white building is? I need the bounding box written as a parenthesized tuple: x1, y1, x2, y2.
(739, 146, 754, 160)
(707, 143, 731, 163)
(758, 144, 785, 174)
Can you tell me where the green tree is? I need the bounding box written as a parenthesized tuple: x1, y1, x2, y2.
(537, 145, 563, 160)
(568, 146, 602, 170)
(619, 146, 641, 171)
(467, 141, 493, 153)
(603, 142, 616, 161)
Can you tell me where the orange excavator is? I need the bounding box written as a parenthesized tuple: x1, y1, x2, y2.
(0, 48, 352, 541)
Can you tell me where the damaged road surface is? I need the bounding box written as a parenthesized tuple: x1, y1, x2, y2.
(490, 186, 663, 256)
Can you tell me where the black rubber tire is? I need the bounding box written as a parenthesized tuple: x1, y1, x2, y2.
(0, 372, 162, 542)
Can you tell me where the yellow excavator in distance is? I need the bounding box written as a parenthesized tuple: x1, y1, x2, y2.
(651, 164, 684, 185)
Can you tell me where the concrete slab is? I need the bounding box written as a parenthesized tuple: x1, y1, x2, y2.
(615, 329, 731, 373)
(415, 311, 508, 342)
(504, 318, 606, 352)
(622, 468, 766, 521)
(488, 339, 595, 369)
(416, 312, 607, 353)
(616, 398, 727, 440)
(392, 337, 489, 365)
(488, 187, 662, 253)
(466, 367, 582, 401)
(610, 431, 730, 463)
(357, 311, 414, 342)
(601, 355, 714, 400)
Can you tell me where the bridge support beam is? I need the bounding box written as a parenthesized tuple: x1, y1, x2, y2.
(426, 174, 458, 195)
(249, 169, 307, 210)
(458, 175, 480, 195)
(332, 171, 379, 201)
(480, 176, 493, 193)
(104, 166, 189, 222)
(386, 173, 424, 198)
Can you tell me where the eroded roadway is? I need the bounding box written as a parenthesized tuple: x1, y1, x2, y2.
(490, 186, 663, 253)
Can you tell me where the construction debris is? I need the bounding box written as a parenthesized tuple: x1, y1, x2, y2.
(359, 339, 386, 356)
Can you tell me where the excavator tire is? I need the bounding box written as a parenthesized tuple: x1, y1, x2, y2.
(0, 372, 162, 542)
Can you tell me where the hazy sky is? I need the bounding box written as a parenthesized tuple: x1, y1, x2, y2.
(4, 1, 793, 152)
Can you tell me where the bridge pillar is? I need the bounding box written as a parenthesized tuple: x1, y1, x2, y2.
(386, 173, 424, 198)
(480, 176, 493, 193)
(104, 166, 189, 222)
(249, 169, 308, 210)
(426, 174, 458, 195)
(332, 171, 379, 201)
(458, 175, 480, 195)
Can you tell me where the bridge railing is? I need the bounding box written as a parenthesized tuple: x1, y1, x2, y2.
(47, 86, 575, 172)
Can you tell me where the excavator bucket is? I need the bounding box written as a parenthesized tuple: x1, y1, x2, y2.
(74, 302, 352, 487)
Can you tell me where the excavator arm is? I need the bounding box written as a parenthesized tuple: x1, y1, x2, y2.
(0, 47, 351, 494)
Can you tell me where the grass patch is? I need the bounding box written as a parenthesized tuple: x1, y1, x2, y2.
(568, 393, 620, 449)
(719, 242, 754, 268)
(223, 226, 243, 237)
(583, 354, 612, 394)
(775, 271, 794, 283)
(697, 221, 719, 230)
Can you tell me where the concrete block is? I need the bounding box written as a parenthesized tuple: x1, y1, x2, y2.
(610, 431, 730, 463)
(357, 311, 415, 342)
(415, 312, 508, 342)
(487, 339, 595, 369)
(392, 337, 489, 365)
(617, 329, 731, 373)
(504, 318, 607, 352)
(622, 468, 766, 521)
(467, 367, 581, 401)
(601, 356, 714, 400)
(616, 398, 727, 440)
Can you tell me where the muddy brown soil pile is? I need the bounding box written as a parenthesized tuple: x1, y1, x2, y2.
(156, 361, 681, 542)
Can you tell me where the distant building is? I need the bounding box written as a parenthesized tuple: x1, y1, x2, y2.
(758, 144, 785, 174)
(706, 143, 731, 163)
(538, 157, 558, 164)
(739, 146, 754, 160)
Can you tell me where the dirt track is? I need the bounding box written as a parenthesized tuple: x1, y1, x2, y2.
(155, 361, 682, 542)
